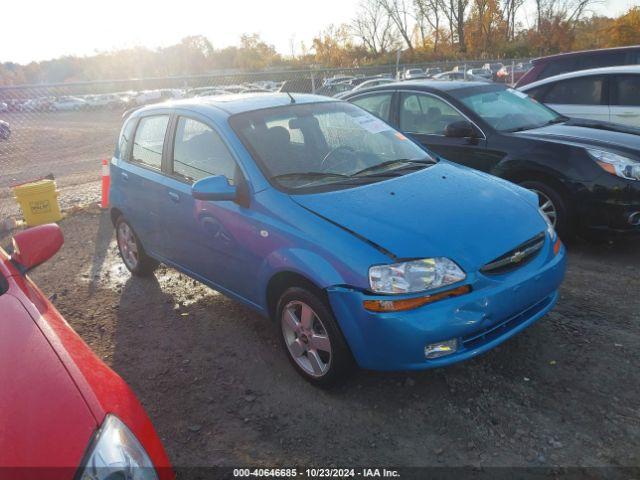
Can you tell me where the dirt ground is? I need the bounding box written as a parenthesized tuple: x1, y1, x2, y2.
(0, 110, 120, 216)
(19, 207, 639, 471)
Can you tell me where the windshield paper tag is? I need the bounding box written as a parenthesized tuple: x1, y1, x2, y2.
(353, 115, 392, 134)
(508, 88, 529, 99)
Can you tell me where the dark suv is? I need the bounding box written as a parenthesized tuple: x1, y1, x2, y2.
(516, 46, 640, 88)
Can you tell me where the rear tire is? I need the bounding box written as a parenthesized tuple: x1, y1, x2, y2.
(276, 287, 354, 387)
(115, 216, 158, 276)
(519, 180, 573, 241)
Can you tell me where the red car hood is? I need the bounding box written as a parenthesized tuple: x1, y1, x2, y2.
(0, 292, 96, 469)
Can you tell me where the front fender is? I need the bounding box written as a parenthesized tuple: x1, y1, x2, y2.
(258, 247, 354, 310)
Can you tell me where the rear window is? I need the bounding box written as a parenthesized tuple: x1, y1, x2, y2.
(131, 115, 169, 170)
(543, 76, 604, 105)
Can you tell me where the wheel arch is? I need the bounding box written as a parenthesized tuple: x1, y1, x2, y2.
(265, 271, 328, 321)
(110, 207, 123, 226)
(493, 161, 574, 203)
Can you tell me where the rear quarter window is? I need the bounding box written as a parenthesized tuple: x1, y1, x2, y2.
(115, 117, 136, 160)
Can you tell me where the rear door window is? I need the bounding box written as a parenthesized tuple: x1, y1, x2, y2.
(172, 117, 237, 183)
(613, 75, 640, 106)
(543, 76, 604, 105)
(132, 115, 169, 170)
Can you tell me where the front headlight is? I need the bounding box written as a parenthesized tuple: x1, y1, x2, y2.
(587, 149, 640, 181)
(369, 257, 465, 294)
(538, 207, 556, 241)
(78, 415, 158, 480)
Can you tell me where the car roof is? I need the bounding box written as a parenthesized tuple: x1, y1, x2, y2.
(344, 80, 503, 99)
(532, 45, 640, 64)
(519, 65, 640, 91)
(134, 92, 335, 117)
(391, 79, 499, 91)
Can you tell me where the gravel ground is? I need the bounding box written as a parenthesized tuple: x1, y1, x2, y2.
(0, 110, 120, 217)
(17, 207, 640, 472)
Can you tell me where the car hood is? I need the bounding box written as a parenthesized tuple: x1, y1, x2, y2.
(514, 119, 640, 158)
(291, 161, 547, 272)
(0, 292, 96, 468)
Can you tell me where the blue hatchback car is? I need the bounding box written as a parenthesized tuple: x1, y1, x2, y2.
(110, 93, 566, 385)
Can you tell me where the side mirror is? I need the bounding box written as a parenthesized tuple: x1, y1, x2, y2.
(11, 223, 63, 271)
(444, 120, 477, 138)
(192, 175, 237, 202)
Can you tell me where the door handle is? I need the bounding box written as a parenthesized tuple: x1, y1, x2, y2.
(168, 191, 180, 203)
(120, 172, 129, 181)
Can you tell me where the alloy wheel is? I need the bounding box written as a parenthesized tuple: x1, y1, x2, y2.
(281, 300, 332, 377)
(531, 188, 557, 227)
(117, 222, 139, 270)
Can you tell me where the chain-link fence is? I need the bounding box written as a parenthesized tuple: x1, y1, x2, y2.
(0, 58, 531, 228)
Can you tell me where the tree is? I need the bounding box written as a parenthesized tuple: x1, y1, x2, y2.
(438, 0, 471, 52)
(503, 0, 525, 40)
(414, 0, 443, 52)
(607, 6, 640, 46)
(377, 0, 416, 52)
(352, 0, 400, 54)
(466, 0, 507, 56)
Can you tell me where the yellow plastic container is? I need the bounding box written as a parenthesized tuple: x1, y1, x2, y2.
(13, 179, 63, 226)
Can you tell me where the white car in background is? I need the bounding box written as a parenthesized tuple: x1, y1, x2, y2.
(84, 93, 122, 109)
(51, 96, 87, 111)
(519, 65, 640, 127)
(404, 68, 427, 80)
(466, 68, 493, 80)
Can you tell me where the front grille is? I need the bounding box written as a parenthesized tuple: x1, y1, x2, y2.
(481, 232, 545, 274)
(461, 294, 553, 350)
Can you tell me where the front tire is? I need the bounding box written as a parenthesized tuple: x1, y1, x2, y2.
(277, 287, 354, 387)
(519, 180, 573, 240)
(115, 216, 158, 276)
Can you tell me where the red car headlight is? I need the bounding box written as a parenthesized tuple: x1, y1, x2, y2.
(77, 414, 158, 480)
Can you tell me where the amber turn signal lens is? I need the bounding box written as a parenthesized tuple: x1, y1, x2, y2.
(363, 285, 471, 312)
(553, 238, 562, 255)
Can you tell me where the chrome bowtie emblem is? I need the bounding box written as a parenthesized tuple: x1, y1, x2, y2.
(510, 250, 526, 263)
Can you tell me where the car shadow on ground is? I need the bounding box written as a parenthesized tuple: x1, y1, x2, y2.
(106, 232, 640, 469)
(31, 210, 640, 469)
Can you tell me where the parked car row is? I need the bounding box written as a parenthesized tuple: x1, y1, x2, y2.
(343, 80, 640, 239)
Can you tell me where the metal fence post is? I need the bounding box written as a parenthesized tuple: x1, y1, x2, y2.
(511, 60, 515, 85)
(310, 67, 316, 94)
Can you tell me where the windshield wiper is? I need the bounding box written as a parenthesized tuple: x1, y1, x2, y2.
(272, 172, 351, 181)
(352, 158, 435, 177)
(506, 116, 567, 133)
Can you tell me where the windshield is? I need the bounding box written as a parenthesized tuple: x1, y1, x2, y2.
(459, 88, 564, 132)
(230, 102, 434, 192)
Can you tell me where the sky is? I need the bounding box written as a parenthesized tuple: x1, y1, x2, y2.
(0, 0, 635, 65)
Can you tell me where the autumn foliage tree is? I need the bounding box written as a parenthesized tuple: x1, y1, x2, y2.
(1, 4, 640, 85)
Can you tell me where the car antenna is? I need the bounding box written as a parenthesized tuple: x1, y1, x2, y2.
(285, 91, 296, 104)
